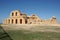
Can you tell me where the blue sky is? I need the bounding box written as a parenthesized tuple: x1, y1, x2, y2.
(0, 0, 60, 23)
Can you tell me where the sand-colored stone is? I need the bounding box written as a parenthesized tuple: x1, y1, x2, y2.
(3, 10, 57, 25)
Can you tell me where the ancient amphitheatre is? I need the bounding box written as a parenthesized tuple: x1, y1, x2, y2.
(3, 10, 59, 26)
(1, 10, 60, 31)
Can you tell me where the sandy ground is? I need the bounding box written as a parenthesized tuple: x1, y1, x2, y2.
(1, 24, 60, 32)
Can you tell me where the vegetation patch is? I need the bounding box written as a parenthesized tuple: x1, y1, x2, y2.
(6, 30, 60, 40)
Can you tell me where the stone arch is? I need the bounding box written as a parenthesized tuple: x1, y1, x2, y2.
(20, 19, 22, 24)
(25, 19, 27, 24)
(15, 19, 18, 24)
(12, 19, 13, 24)
(12, 12, 14, 16)
(8, 19, 10, 24)
(15, 12, 17, 16)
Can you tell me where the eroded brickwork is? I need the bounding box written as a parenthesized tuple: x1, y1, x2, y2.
(3, 10, 57, 24)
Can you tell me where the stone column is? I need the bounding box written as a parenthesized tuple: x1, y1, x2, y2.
(13, 19, 15, 24)
(7, 19, 10, 24)
(10, 19, 12, 24)
(7, 19, 8, 24)
(22, 18, 25, 24)
(18, 18, 20, 24)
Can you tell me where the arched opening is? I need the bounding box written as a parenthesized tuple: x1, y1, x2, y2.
(25, 19, 27, 24)
(12, 12, 14, 16)
(15, 19, 17, 24)
(16, 12, 17, 16)
(8, 19, 10, 24)
(12, 19, 13, 24)
(20, 19, 22, 24)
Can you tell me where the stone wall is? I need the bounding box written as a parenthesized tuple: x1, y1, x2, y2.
(3, 10, 57, 25)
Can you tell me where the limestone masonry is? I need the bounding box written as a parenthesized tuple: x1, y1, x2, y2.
(3, 10, 57, 25)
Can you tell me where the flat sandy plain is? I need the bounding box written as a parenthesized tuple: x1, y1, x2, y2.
(1, 24, 60, 40)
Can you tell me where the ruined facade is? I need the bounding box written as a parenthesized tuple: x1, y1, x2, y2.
(3, 10, 57, 25)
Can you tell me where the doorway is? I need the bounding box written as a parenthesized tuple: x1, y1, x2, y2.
(20, 19, 22, 24)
